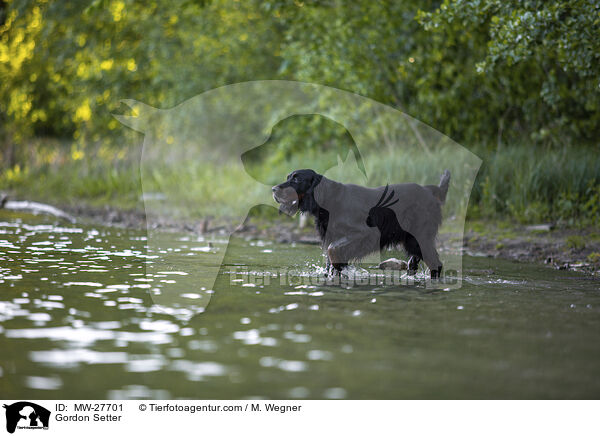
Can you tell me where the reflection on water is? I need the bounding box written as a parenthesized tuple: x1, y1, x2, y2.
(1, 210, 600, 399)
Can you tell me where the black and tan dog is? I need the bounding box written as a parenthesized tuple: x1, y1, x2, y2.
(272, 169, 450, 278)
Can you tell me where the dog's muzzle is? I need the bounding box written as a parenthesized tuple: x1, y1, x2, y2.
(272, 185, 300, 216)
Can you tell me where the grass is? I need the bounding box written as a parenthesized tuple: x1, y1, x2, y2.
(587, 252, 600, 264)
(0, 138, 143, 211)
(566, 235, 586, 251)
(1, 138, 599, 228)
(470, 145, 600, 226)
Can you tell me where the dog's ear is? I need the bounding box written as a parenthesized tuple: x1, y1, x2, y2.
(307, 174, 322, 194)
(300, 174, 322, 213)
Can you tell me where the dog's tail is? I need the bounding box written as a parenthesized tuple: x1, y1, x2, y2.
(438, 169, 451, 203)
(426, 169, 451, 204)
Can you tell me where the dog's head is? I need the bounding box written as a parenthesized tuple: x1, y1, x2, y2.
(272, 169, 322, 216)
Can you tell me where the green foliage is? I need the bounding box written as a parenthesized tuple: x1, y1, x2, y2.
(241, 115, 357, 176)
(470, 145, 600, 225)
(5, 129, 599, 226)
(566, 235, 586, 250)
(0, 0, 598, 225)
(0, 139, 142, 208)
(3, 0, 599, 150)
(0, 0, 281, 150)
(418, 0, 600, 144)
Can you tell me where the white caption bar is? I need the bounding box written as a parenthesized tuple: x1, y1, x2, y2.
(1, 400, 597, 436)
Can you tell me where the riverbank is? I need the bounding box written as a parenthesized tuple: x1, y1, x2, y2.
(463, 221, 600, 276)
(16, 201, 599, 277)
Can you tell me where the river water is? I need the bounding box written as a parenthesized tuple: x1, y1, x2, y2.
(1, 210, 599, 399)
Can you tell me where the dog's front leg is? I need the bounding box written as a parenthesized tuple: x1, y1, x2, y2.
(324, 257, 334, 277)
(326, 236, 351, 275)
(407, 255, 421, 275)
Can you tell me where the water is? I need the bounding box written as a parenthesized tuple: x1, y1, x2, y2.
(1, 210, 599, 399)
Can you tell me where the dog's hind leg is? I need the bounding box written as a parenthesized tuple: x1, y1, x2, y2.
(419, 240, 443, 279)
(404, 233, 423, 275)
(407, 256, 421, 275)
(431, 264, 443, 279)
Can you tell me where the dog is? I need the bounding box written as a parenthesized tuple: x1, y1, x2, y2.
(272, 169, 450, 278)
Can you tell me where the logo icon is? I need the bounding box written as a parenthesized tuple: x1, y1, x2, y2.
(3, 402, 50, 434)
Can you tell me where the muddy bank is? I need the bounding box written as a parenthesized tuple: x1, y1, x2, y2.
(463, 222, 600, 276)
(5, 200, 599, 276)
(62, 203, 323, 244)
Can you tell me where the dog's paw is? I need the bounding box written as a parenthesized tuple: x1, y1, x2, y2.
(430, 266, 443, 279)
